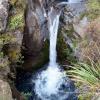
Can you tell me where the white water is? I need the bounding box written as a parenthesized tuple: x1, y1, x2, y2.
(69, 0, 82, 3)
(34, 1, 81, 100)
(49, 7, 60, 66)
(34, 7, 68, 100)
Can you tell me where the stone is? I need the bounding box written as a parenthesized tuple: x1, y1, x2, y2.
(0, 0, 9, 32)
(0, 79, 13, 100)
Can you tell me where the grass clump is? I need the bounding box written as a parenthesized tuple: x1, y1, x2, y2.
(67, 59, 100, 90)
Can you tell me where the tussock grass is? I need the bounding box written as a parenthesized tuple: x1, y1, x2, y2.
(67, 59, 100, 89)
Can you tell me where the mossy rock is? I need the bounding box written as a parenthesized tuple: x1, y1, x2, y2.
(80, 0, 100, 20)
(8, 0, 26, 31)
(57, 33, 77, 64)
(9, 0, 18, 6)
(8, 13, 25, 31)
(9, 0, 26, 9)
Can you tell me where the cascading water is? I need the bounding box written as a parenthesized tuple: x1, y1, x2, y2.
(33, 5, 77, 100)
(49, 7, 60, 66)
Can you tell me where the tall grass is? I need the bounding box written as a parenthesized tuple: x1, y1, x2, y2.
(67, 59, 100, 89)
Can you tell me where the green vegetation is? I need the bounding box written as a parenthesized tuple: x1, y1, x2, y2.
(80, 0, 100, 20)
(78, 93, 93, 100)
(57, 32, 77, 64)
(8, 13, 24, 30)
(67, 60, 100, 89)
(21, 92, 32, 100)
(0, 34, 16, 68)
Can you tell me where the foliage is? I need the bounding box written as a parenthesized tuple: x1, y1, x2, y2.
(10, 0, 26, 9)
(0, 34, 15, 68)
(57, 30, 77, 64)
(78, 93, 93, 100)
(21, 92, 32, 100)
(0, 34, 16, 45)
(67, 59, 100, 90)
(87, 0, 100, 10)
(83, 0, 100, 20)
(8, 13, 24, 30)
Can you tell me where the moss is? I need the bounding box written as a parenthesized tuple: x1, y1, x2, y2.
(57, 33, 77, 64)
(80, 0, 100, 20)
(78, 93, 93, 100)
(75, 82, 94, 100)
(8, 13, 24, 31)
(9, 0, 18, 5)
(8, 46, 21, 62)
(8, 0, 26, 31)
(9, 0, 26, 8)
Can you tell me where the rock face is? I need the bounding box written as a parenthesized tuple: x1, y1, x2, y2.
(0, 0, 9, 32)
(0, 79, 13, 100)
(22, 0, 49, 70)
(23, 0, 49, 55)
(73, 17, 89, 38)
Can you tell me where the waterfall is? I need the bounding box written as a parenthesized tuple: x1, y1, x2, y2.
(48, 7, 60, 66)
(33, 1, 78, 100)
(34, 7, 69, 100)
(69, 0, 83, 3)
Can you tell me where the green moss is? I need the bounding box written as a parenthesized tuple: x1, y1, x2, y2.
(78, 93, 93, 100)
(80, 0, 100, 20)
(57, 33, 77, 64)
(8, 13, 24, 30)
(0, 34, 13, 68)
(9, 0, 17, 5)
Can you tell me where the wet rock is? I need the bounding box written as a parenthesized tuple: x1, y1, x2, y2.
(22, 0, 49, 70)
(0, 0, 9, 32)
(23, 0, 48, 55)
